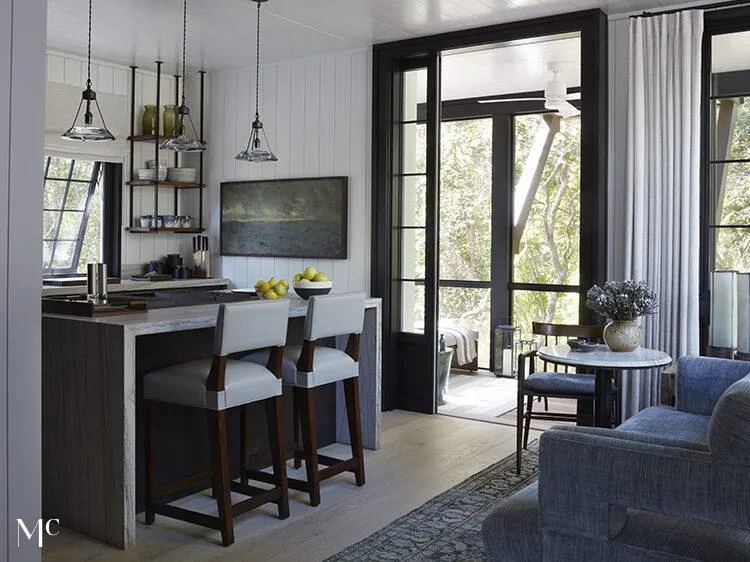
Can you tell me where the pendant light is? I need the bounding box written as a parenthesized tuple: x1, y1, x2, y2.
(61, 0, 115, 142)
(160, 0, 206, 152)
(236, 0, 277, 162)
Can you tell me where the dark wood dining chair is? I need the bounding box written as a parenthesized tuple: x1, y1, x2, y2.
(515, 322, 617, 474)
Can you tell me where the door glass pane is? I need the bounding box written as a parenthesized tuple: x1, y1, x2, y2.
(399, 228, 425, 279)
(710, 162, 750, 225)
(402, 68, 426, 122)
(713, 228, 750, 272)
(400, 281, 425, 332)
(712, 98, 750, 161)
(43, 211, 60, 239)
(438, 286, 491, 369)
(439, 118, 492, 282)
(47, 157, 72, 179)
(72, 159, 95, 181)
(513, 114, 580, 286)
(401, 123, 426, 174)
(401, 175, 426, 227)
(512, 290, 580, 339)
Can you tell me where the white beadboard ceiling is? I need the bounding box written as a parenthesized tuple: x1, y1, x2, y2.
(47, 0, 717, 73)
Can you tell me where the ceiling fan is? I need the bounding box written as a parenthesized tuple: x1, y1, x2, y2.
(478, 62, 580, 118)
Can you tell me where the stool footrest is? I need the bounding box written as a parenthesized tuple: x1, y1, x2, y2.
(243, 469, 277, 486)
(155, 468, 214, 500)
(319, 458, 358, 480)
(230, 480, 273, 497)
(150, 503, 221, 530)
(230, 488, 283, 517)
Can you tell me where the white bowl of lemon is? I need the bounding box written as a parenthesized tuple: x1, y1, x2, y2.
(254, 277, 289, 300)
(292, 266, 332, 299)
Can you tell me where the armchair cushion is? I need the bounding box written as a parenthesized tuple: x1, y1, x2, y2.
(708, 374, 750, 466)
(676, 356, 750, 415)
(482, 482, 541, 562)
(616, 405, 710, 446)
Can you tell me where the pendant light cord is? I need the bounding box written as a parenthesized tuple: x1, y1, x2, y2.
(255, 0, 261, 119)
(181, 0, 187, 105)
(86, 0, 92, 86)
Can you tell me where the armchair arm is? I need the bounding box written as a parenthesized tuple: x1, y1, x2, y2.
(538, 428, 750, 542)
(676, 356, 750, 415)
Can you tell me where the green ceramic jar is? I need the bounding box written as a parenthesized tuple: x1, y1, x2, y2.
(162, 105, 176, 138)
(141, 105, 158, 135)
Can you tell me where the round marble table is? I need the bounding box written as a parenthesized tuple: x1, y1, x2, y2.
(537, 344, 672, 427)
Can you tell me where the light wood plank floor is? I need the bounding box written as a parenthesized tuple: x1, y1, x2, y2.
(43, 410, 539, 562)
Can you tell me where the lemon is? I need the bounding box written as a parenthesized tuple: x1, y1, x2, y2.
(255, 279, 264, 289)
(263, 290, 279, 299)
(256, 281, 270, 293)
(268, 277, 278, 287)
(274, 283, 288, 296)
(293, 273, 303, 282)
(302, 266, 317, 280)
(279, 279, 288, 287)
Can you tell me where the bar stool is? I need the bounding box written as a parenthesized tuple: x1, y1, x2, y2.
(143, 300, 290, 546)
(245, 292, 366, 506)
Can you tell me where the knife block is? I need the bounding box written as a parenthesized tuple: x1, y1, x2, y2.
(192, 251, 211, 278)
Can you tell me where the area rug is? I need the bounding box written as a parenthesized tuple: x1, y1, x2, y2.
(326, 440, 539, 561)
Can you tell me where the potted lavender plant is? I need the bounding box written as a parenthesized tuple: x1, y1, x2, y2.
(585, 280, 659, 351)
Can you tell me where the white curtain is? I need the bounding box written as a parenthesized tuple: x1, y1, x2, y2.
(623, 11, 703, 419)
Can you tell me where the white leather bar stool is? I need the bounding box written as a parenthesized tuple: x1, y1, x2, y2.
(245, 292, 366, 506)
(143, 299, 290, 546)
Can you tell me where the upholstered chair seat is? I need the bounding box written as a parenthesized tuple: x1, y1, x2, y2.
(244, 346, 358, 388)
(144, 358, 282, 410)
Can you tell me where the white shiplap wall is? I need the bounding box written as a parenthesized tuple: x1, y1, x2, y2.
(208, 48, 372, 292)
(45, 51, 203, 272)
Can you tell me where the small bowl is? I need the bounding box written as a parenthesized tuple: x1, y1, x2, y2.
(293, 280, 333, 299)
(579, 341, 600, 353)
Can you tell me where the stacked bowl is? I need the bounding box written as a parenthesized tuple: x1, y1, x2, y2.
(167, 167, 197, 183)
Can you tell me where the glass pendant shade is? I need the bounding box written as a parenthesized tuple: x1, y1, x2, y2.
(236, 0, 277, 163)
(61, 0, 114, 142)
(235, 118, 277, 162)
(160, 103, 206, 152)
(162, 0, 206, 153)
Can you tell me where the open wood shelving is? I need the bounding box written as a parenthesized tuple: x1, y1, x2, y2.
(126, 62, 206, 235)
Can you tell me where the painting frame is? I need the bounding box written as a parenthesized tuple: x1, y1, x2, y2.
(220, 176, 348, 259)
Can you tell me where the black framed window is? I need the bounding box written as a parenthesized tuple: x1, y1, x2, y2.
(43, 156, 122, 276)
(700, 7, 750, 350)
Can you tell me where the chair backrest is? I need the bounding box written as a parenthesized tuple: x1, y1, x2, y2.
(214, 299, 289, 356)
(532, 322, 603, 374)
(708, 373, 750, 467)
(305, 292, 366, 341)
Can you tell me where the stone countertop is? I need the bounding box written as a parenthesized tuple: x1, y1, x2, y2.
(41, 277, 231, 297)
(42, 296, 382, 336)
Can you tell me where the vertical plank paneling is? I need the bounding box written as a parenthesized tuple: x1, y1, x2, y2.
(47, 53, 65, 83)
(332, 53, 352, 293)
(209, 48, 371, 293)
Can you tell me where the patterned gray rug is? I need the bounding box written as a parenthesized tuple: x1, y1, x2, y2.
(326, 440, 539, 561)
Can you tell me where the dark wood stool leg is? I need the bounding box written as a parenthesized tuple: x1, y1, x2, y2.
(523, 396, 534, 449)
(543, 397, 549, 411)
(298, 387, 320, 506)
(208, 410, 234, 547)
(144, 400, 156, 525)
(292, 386, 303, 469)
(516, 391, 524, 475)
(240, 405, 251, 486)
(343, 377, 365, 486)
(265, 395, 290, 519)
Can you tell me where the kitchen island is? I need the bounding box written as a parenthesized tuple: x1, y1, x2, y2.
(42, 296, 381, 549)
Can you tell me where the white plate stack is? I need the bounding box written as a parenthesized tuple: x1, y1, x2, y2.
(167, 167, 198, 183)
(137, 168, 167, 181)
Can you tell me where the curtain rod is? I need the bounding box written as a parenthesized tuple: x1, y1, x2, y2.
(631, 0, 750, 18)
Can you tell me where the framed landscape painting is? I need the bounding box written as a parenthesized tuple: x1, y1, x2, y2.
(220, 176, 348, 259)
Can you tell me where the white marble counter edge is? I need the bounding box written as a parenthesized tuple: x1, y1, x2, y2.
(43, 298, 383, 336)
(42, 277, 231, 297)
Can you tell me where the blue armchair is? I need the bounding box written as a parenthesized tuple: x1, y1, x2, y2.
(482, 356, 750, 561)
